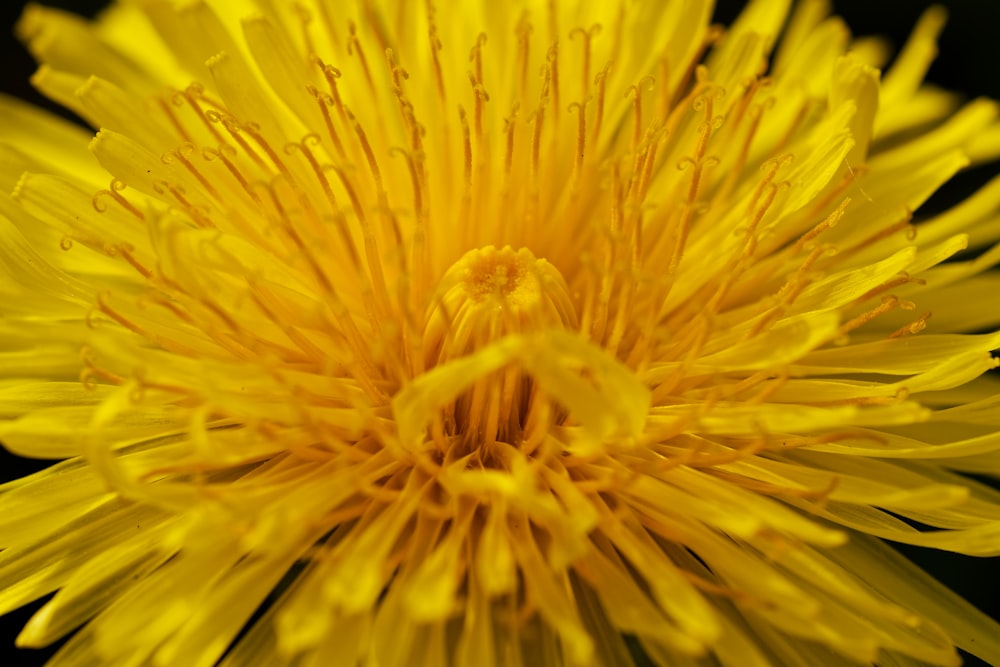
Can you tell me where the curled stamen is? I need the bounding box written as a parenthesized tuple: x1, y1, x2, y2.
(308, 85, 347, 159)
(625, 76, 657, 101)
(283, 140, 307, 157)
(201, 144, 237, 161)
(316, 62, 347, 118)
(624, 76, 656, 154)
(204, 109, 226, 126)
(161, 143, 195, 165)
(589, 62, 611, 145)
(92, 179, 145, 220)
(203, 146, 262, 205)
(166, 144, 219, 199)
(794, 198, 851, 254)
(888, 312, 932, 339)
(117, 243, 153, 279)
(84, 304, 104, 329)
(79, 368, 100, 391)
(78, 345, 126, 388)
(469, 32, 488, 75)
(692, 84, 725, 111)
(385, 48, 410, 93)
(303, 133, 323, 149)
(839, 295, 902, 337)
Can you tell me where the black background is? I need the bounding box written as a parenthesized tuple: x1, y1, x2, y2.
(0, 1, 999, 665)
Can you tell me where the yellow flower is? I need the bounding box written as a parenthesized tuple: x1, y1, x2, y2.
(2, 0, 1000, 665)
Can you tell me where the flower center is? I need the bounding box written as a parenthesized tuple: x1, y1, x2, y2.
(425, 246, 578, 361)
(422, 245, 578, 456)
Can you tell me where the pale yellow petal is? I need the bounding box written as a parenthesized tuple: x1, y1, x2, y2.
(826, 534, 1000, 665)
(878, 6, 947, 111)
(0, 94, 103, 187)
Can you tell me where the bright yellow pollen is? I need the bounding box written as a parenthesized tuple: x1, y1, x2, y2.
(461, 245, 539, 305)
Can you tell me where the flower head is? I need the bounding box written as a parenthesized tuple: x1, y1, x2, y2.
(2, 0, 1000, 665)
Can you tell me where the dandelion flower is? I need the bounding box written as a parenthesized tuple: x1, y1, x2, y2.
(3, 0, 1000, 665)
